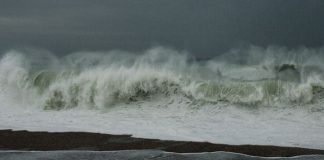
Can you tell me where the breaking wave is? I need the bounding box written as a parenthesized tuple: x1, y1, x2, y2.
(1, 46, 324, 111)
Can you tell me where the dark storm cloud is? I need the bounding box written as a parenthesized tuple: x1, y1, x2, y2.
(0, 0, 324, 58)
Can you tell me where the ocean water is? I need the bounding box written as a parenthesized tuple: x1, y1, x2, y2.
(1, 46, 324, 149)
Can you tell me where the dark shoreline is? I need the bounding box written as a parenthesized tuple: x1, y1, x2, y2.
(0, 129, 323, 157)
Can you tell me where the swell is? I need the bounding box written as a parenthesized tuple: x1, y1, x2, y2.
(1, 47, 324, 111)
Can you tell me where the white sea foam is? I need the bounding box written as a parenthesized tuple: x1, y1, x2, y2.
(1, 46, 324, 149)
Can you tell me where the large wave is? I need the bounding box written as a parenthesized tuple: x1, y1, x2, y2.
(1, 46, 324, 111)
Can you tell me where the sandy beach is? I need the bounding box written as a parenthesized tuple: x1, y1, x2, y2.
(1, 129, 323, 157)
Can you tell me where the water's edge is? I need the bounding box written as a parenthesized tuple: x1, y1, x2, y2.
(1, 150, 324, 160)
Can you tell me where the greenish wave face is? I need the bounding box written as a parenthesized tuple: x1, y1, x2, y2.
(37, 74, 324, 110)
(31, 71, 56, 92)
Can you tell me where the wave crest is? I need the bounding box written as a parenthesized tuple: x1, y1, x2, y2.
(1, 47, 324, 110)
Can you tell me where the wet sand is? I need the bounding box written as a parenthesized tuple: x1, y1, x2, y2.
(0, 129, 323, 157)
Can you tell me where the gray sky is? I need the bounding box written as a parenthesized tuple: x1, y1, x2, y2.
(0, 0, 323, 58)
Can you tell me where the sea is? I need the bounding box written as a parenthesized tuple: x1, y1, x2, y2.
(1, 46, 324, 158)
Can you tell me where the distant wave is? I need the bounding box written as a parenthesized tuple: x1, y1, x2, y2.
(1, 46, 324, 111)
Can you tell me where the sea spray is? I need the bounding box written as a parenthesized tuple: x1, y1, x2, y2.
(1, 46, 324, 111)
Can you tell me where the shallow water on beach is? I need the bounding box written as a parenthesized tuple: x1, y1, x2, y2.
(1, 151, 323, 160)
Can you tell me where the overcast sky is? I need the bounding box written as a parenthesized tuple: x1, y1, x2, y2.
(0, 0, 323, 58)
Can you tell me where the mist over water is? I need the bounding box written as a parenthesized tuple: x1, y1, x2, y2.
(1, 46, 324, 112)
